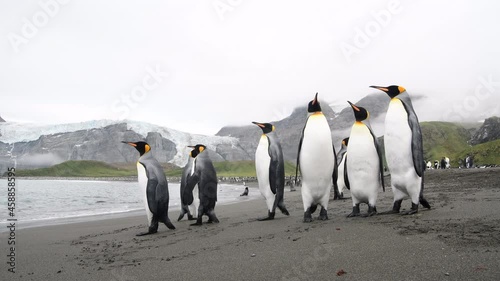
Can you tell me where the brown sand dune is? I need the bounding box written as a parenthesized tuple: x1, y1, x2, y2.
(1, 168, 499, 280)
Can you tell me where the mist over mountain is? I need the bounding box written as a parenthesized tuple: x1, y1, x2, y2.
(1, 94, 499, 174)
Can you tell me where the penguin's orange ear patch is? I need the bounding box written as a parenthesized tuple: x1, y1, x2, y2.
(145, 144, 151, 153)
(398, 86, 406, 93)
(199, 146, 205, 153)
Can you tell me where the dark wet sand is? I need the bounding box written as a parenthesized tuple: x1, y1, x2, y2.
(1, 168, 499, 280)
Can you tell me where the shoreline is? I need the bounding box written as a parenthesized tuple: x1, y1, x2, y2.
(0, 168, 499, 280)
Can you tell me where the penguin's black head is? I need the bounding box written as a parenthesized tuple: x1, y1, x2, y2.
(370, 85, 406, 99)
(188, 144, 206, 158)
(342, 137, 349, 147)
(307, 92, 322, 113)
(348, 101, 369, 121)
(252, 122, 275, 134)
(122, 141, 151, 156)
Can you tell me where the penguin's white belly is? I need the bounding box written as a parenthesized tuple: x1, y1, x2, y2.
(347, 123, 380, 202)
(337, 154, 347, 194)
(137, 162, 153, 225)
(300, 114, 334, 201)
(385, 99, 417, 189)
(255, 136, 275, 211)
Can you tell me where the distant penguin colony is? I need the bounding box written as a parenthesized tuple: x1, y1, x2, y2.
(122, 85, 431, 235)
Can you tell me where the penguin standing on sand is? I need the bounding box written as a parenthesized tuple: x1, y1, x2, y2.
(123, 141, 175, 236)
(296, 93, 338, 222)
(370, 85, 431, 214)
(185, 144, 219, 225)
(345, 102, 385, 217)
(253, 122, 290, 221)
(178, 154, 199, 221)
(336, 137, 350, 199)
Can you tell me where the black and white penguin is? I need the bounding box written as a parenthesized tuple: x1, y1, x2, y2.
(178, 152, 199, 221)
(253, 122, 290, 221)
(370, 85, 431, 214)
(345, 102, 385, 217)
(296, 93, 338, 222)
(123, 141, 175, 236)
(184, 144, 219, 225)
(336, 137, 350, 199)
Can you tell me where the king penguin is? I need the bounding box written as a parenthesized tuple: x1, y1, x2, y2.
(253, 122, 290, 221)
(296, 93, 338, 222)
(178, 152, 199, 221)
(336, 137, 350, 199)
(123, 141, 175, 236)
(345, 102, 385, 217)
(184, 144, 219, 225)
(370, 85, 431, 214)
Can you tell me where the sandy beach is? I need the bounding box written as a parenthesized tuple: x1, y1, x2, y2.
(1, 168, 499, 280)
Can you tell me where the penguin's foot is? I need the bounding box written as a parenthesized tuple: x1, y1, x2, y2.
(347, 205, 360, 218)
(278, 205, 290, 216)
(258, 211, 275, 221)
(364, 206, 377, 217)
(136, 229, 157, 236)
(164, 220, 176, 230)
(401, 203, 418, 215)
(318, 207, 328, 220)
(177, 213, 184, 222)
(420, 197, 431, 209)
(207, 211, 220, 223)
(303, 210, 313, 223)
(401, 209, 418, 215)
(188, 215, 196, 220)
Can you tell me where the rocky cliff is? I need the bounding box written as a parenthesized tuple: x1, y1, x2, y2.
(0, 121, 249, 172)
(470, 116, 500, 145)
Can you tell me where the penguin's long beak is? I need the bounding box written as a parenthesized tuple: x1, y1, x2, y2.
(312, 92, 318, 105)
(252, 121, 265, 128)
(187, 145, 195, 149)
(347, 101, 360, 112)
(122, 141, 136, 147)
(370, 85, 388, 93)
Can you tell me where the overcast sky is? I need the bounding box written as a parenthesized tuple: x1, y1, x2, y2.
(1, 0, 499, 135)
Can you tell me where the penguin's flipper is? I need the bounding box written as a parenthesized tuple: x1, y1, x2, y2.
(368, 125, 385, 192)
(295, 119, 308, 183)
(267, 137, 279, 195)
(399, 93, 424, 177)
(344, 155, 350, 190)
(204, 181, 218, 200)
(332, 143, 340, 198)
(145, 178, 159, 215)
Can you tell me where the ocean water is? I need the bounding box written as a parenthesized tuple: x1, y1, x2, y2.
(0, 179, 259, 231)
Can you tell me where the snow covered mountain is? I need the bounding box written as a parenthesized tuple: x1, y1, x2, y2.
(0, 120, 251, 172)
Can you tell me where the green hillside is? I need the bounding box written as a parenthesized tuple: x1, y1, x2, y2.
(455, 139, 500, 166)
(420, 122, 472, 165)
(213, 160, 297, 177)
(13, 160, 298, 178)
(15, 160, 137, 177)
